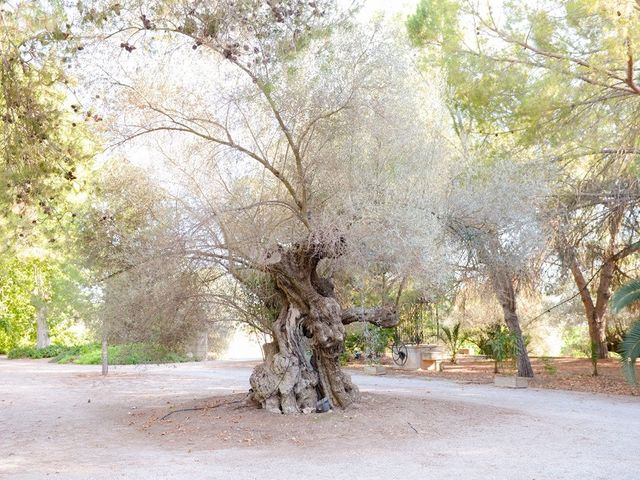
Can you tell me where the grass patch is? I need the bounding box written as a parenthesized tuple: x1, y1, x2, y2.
(8, 343, 190, 365)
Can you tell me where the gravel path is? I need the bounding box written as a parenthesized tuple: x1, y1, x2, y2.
(1, 358, 638, 480)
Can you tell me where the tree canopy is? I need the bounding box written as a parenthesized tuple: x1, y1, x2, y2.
(2, 0, 640, 404)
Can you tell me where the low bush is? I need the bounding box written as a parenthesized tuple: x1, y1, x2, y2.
(8, 343, 190, 365)
(343, 326, 394, 362)
(560, 325, 591, 358)
(7, 344, 66, 359)
(470, 323, 519, 373)
(541, 356, 557, 375)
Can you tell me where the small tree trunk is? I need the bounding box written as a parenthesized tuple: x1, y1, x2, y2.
(101, 331, 108, 376)
(33, 265, 50, 349)
(563, 210, 632, 361)
(590, 341, 599, 377)
(503, 309, 534, 378)
(36, 306, 50, 349)
(588, 311, 609, 360)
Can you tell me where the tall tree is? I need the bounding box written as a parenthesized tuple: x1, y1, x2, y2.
(81, 2, 453, 412)
(408, 0, 640, 359)
(0, 253, 93, 352)
(0, 2, 97, 348)
(445, 160, 548, 377)
(1, 2, 94, 247)
(79, 161, 213, 355)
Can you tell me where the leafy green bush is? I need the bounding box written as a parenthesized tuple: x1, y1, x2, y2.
(8, 344, 66, 359)
(9, 343, 190, 365)
(439, 322, 468, 363)
(339, 351, 350, 366)
(487, 327, 518, 374)
(54, 344, 100, 364)
(74, 343, 190, 365)
(344, 331, 364, 357)
(471, 323, 501, 356)
(471, 323, 518, 373)
(560, 325, 591, 358)
(541, 356, 557, 375)
(343, 326, 394, 362)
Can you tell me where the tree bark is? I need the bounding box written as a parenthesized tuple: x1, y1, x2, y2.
(476, 236, 534, 378)
(560, 209, 640, 360)
(565, 246, 607, 359)
(101, 328, 109, 376)
(248, 243, 398, 413)
(33, 265, 50, 349)
(35, 306, 50, 349)
(490, 269, 534, 378)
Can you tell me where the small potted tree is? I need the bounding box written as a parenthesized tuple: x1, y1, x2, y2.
(489, 326, 529, 388)
(363, 325, 388, 375)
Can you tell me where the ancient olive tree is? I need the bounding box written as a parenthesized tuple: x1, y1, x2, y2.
(88, 3, 452, 412)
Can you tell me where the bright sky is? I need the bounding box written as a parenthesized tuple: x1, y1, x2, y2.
(357, 0, 419, 18)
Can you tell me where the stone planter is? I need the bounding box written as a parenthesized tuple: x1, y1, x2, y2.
(402, 345, 425, 370)
(364, 365, 386, 375)
(494, 375, 529, 388)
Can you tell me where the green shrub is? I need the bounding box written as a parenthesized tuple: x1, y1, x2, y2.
(471, 323, 518, 373)
(470, 324, 497, 357)
(487, 327, 518, 373)
(52, 344, 96, 363)
(343, 326, 394, 363)
(541, 356, 557, 375)
(560, 325, 591, 357)
(344, 331, 364, 358)
(9, 343, 190, 365)
(72, 343, 190, 365)
(8, 344, 66, 359)
(339, 351, 350, 366)
(439, 322, 468, 363)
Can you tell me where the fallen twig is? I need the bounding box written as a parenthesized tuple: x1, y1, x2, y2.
(160, 407, 206, 420)
(160, 400, 243, 421)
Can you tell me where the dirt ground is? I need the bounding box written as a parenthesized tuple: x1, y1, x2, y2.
(139, 391, 505, 451)
(354, 355, 640, 396)
(2, 357, 639, 480)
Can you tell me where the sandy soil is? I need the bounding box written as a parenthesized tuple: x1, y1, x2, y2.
(1, 357, 639, 480)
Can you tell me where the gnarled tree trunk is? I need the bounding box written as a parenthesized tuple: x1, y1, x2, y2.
(248, 244, 397, 414)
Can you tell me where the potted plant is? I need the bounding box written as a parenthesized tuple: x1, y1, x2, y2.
(488, 326, 529, 388)
(363, 325, 388, 375)
(439, 322, 468, 364)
